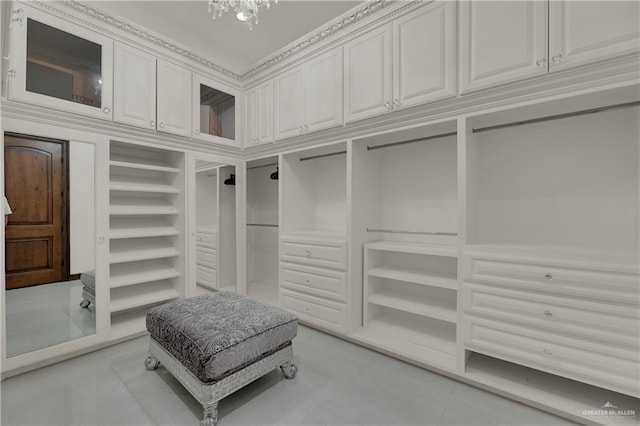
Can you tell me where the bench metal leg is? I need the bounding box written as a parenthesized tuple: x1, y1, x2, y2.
(144, 356, 160, 370)
(280, 361, 297, 379)
(201, 402, 218, 426)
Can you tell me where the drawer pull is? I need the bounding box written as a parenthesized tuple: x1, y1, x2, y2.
(305, 280, 310, 285)
(542, 348, 553, 356)
(543, 310, 553, 319)
(305, 250, 311, 257)
(544, 273, 553, 281)
(305, 307, 311, 312)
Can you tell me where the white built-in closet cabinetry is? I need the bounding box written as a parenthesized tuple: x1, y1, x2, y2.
(244, 82, 274, 147)
(194, 165, 219, 293)
(344, 0, 456, 123)
(108, 142, 185, 340)
(459, 0, 640, 92)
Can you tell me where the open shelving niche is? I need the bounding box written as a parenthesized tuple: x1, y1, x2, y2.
(349, 120, 459, 371)
(193, 160, 219, 296)
(108, 141, 185, 340)
(246, 156, 279, 305)
(461, 86, 640, 424)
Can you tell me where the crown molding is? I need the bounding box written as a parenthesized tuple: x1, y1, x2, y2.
(50, 0, 416, 83)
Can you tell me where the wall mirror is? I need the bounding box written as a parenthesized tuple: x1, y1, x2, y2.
(188, 155, 241, 297)
(4, 132, 96, 358)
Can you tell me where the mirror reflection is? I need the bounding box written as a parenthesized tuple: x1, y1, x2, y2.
(193, 160, 236, 296)
(4, 133, 96, 357)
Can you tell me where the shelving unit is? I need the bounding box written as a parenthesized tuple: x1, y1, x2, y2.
(246, 157, 279, 305)
(194, 163, 219, 295)
(361, 241, 458, 371)
(108, 141, 185, 339)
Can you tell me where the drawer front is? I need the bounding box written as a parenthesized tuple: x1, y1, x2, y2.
(281, 289, 347, 333)
(281, 262, 347, 302)
(196, 248, 217, 268)
(464, 318, 639, 397)
(197, 265, 217, 288)
(280, 238, 347, 270)
(463, 282, 639, 349)
(196, 232, 217, 248)
(466, 256, 639, 304)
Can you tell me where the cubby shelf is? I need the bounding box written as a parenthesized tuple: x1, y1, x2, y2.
(367, 266, 457, 290)
(110, 226, 179, 239)
(110, 181, 179, 194)
(109, 158, 180, 174)
(110, 282, 179, 313)
(110, 310, 149, 341)
(367, 241, 457, 258)
(110, 246, 179, 264)
(110, 267, 180, 289)
(368, 292, 457, 324)
(109, 205, 179, 216)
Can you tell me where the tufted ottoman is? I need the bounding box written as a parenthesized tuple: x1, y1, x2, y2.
(144, 292, 298, 426)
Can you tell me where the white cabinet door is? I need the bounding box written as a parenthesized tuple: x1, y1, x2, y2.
(549, 0, 640, 71)
(244, 88, 257, 147)
(305, 47, 343, 133)
(459, 1, 548, 93)
(274, 67, 305, 140)
(256, 81, 274, 145)
(157, 60, 192, 138)
(344, 25, 392, 123)
(393, 1, 457, 108)
(114, 43, 156, 130)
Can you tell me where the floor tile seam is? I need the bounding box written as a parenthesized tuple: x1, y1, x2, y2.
(433, 387, 457, 425)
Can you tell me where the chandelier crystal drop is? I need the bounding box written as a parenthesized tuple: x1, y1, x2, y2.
(207, 0, 278, 30)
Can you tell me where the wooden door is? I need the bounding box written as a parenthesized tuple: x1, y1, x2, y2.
(344, 24, 392, 123)
(4, 134, 68, 289)
(549, 0, 640, 71)
(458, 0, 548, 93)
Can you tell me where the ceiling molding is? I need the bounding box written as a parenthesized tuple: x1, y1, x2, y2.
(53, 0, 414, 83)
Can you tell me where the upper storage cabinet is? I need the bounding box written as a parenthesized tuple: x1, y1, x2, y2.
(274, 47, 343, 141)
(193, 74, 239, 147)
(8, 4, 113, 120)
(344, 1, 456, 123)
(244, 80, 274, 147)
(460, 0, 640, 93)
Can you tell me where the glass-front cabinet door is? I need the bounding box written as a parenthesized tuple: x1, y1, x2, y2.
(8, 4, 113, 120)
(192, 74, 240, 147)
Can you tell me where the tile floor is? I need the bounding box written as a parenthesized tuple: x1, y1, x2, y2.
(5, 280, 96, 357)
(0, 325, 575, 426)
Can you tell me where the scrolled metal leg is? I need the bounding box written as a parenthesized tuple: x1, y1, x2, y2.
(79, 299, 90, 309)
(201, 402, 218, 426)
(280, 361, 297, 379)
(144, 356, 160, 370)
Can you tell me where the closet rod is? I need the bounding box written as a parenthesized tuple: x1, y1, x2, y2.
(247, 162, 278, 170)
(472, 100, 640, 134)
(367, 131, 457, 151)
(206, 173, 217, 177)
(367, 228, 458, 236)
(247, 223, 279, 227)
(299, 151, 347, 162)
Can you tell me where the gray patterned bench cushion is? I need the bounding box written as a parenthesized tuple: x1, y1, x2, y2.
(146, 292, 298, 384)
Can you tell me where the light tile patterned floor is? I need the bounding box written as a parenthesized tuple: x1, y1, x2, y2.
(0, 325, 575, 425)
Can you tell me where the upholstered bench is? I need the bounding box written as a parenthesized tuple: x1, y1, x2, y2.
(144, 292, 298, 426)
(79, 271, 95, 309)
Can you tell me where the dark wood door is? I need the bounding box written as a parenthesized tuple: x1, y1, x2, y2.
(4, 134, 68, 290)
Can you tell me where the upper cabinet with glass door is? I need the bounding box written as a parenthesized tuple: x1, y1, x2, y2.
(8, 4, 113, 120)
(192, 74, 240, 147)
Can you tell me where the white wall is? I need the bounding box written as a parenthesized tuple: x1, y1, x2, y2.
(69, 141, 95, 274)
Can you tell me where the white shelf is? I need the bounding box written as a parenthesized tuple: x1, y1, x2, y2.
(110, 265, 179, 289)
(110, 281, 179, 313)
(110, 309, 148, 341)
(110, 226, 178, 239)
(368, 291, 457, 324)
(110, 158, 180, 174)
(110, 242, 179, 264)
(110, 179, 179, 194)
(352, 319, 456, 371)
(280, 230, 347, 242)
(368, 266, 457, 290)
(367, 241, 458, 258)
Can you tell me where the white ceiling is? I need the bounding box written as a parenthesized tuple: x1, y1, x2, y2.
(92, 0, 363, 75)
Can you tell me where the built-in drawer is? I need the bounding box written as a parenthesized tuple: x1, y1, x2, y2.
(465, 256, 639, 304)
(463, 282, 639, 349)
(281, 289, 347, 334)
(196, 247, 217, 269)
(196, 232, 217, 248)
(280, 237, 347, 270)
(463, 318, 639, 397)
(280, 262, 347, 302)
(196, 265, 217, 288)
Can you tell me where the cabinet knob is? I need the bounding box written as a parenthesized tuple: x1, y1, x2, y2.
(384, 101, 392, 110)
(543, 310, 553, 319)
(535, 57, 547, 67)
(305, 250, 311, 257)
(150, 120, 155, 127)
(103, 107, 111, 113)
(393, 99, 400, 107)
(304, 124, 309, 132)
(551, 53, 563, 63)
(299, 126, 304, 133)
(256, 137, 260, 142)
(195, 129, 200, 135)
(305, 280, 310, 285)
(542, 348, 553, 356)
(305, 307, 311, 312)
(159, 122, 165, 128)
(544, 273, 553, 281)
(97, 237, 105, 244)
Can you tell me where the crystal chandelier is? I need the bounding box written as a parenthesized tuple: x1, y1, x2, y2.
(207, 0, 278, 30)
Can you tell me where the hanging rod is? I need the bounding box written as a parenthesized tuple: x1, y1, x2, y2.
(367, 228, 458, 236)
(367, 131, 457, 151)
(247, 162, 278, 170)
(247, 223, 279, 227)
(206, 173, 217, 177)
(299, 151, 347, 162)
(472, 101, 640, 133)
